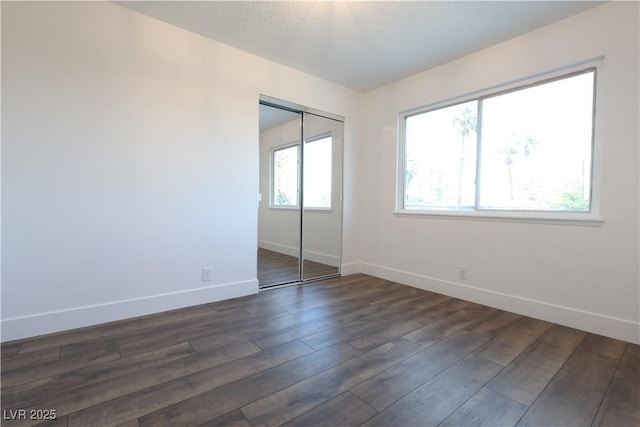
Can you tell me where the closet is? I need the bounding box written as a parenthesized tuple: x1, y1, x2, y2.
(257, 96, 344, 288)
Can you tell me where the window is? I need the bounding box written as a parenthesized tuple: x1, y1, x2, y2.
(271, 136, 332, 209)
(400, 68, 598, 220)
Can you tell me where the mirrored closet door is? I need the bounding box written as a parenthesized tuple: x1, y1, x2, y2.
(258, 98, 343, 288)
(301, 112, 343, 281)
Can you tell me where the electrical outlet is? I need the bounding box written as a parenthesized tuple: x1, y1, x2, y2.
(202, 267, 213, 282)
(458, 266, 468, 280)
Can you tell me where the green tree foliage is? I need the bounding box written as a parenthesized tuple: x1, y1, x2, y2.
(554, 190, 589, 211)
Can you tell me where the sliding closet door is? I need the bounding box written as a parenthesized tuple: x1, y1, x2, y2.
(301, 112, 343, 280)
(257, 104, 302, 287)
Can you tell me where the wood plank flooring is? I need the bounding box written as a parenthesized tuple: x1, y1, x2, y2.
(1, 274, 638, 426)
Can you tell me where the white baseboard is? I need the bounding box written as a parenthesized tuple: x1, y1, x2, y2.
(259, 240, 340, 267)
(1, 279, 258, 342)
(360, 262, 639, 344)
(340, 262, 363, 276)
(303, 250, 341, 267)
(259, 240, 298, 258)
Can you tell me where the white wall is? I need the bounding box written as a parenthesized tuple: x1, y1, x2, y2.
(1, 1, 360, 340)
(357, 2, 640, 343)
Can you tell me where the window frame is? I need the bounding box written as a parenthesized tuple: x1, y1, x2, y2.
(396, 60, 604, 226)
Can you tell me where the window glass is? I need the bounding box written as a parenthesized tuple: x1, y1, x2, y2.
(405, 101, 477, 210)
(479, 73, 594, 211)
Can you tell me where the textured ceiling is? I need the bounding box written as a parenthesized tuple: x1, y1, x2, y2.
(115, 1, 603, 92)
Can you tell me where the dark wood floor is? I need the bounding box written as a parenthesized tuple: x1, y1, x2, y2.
(1, 274, 638, 426)
(258, 248, 339, 287)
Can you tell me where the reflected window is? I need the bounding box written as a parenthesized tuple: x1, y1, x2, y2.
(304, 136, 332, 209)
(271, 136, 332, 209)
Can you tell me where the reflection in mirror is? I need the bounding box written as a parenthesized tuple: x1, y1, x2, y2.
(302, 113, 343, 280)
(258, 104, 301, 287)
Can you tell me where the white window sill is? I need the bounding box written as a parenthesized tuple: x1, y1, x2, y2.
(305, 207, 333, 213)
(269, 206, 333, 213)
(269, 205, 299, 210)
(393, 209, 605, 227)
